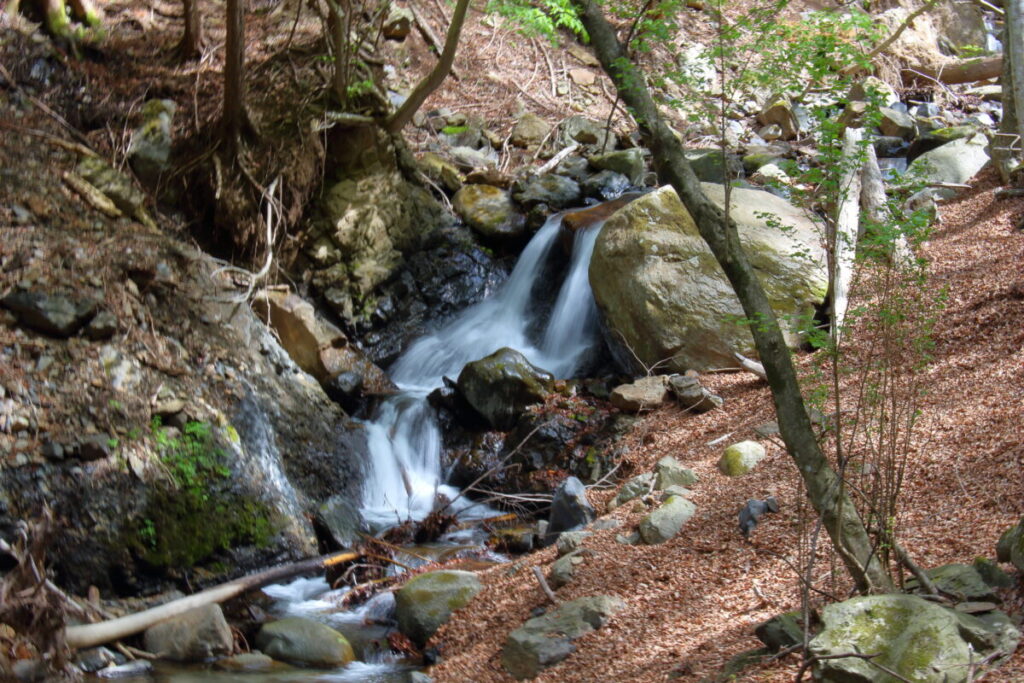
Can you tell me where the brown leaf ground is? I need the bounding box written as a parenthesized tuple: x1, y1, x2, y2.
(429, 169, 1024, 681)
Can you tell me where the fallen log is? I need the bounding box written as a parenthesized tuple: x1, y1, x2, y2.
(901, 55, 1002, 86)
(65, 550, 359, 650)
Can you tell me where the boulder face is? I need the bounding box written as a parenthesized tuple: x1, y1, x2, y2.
(456, 348, 553, 431)
(589, 184, 827, 373)
(452, 184, 527, 246)
(143, 604, 232, 662)
(809, 594, 1020, 683)
(254, 617, 355, 667)
(395, 570, 483, 646)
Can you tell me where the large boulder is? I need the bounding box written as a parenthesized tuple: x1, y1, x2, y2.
(589, 184, 827, 374)
(254, 617, 355, 667)
(143, 605, 232, 662)
(456, 348, 553, 431)
(809, 594, 1019, 683)
(395, 570, 482, 646)
(502, 595, 624, 680)
(452, 184, 527, 246)
(908, 133, 990, 197)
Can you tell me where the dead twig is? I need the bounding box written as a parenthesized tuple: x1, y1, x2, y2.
(532, 566, 559, 605)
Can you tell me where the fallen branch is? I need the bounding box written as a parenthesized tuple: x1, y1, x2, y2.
(535, 143, 579, 176)
(902, 56, 1002, 86)
(733, 352, 767, 380)
(532, 566, 559, 605)
(65, 550, 359, 650)
(409, 4, 460, 81)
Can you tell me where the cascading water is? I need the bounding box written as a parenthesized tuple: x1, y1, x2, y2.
(360, 214, 605, 530)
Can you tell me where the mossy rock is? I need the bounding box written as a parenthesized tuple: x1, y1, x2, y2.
(456, 347, 553, 430)
(395, 570, 482, 646)
(254, 618, 355, 667)
(718, 441, 766, 477)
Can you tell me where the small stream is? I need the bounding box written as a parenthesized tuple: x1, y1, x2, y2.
(99, 211, 607, 681)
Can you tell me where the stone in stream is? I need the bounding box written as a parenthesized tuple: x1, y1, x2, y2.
(395, 570, 483, 647)
(214, 652, 284, 672)
(544, 476, 596, 544)
(143, 604, 232, 662)
(502, 595, 624, 680)
(254, 617, 355, 667)
(513, 173, 582, 209)
(452, 184, 527, 246)
(456, 347, 553, 431)
(589, 148, 645, 184)
(638, 495, 696, 544)
(718, 440, 766, 476)
(580, 169, 630, 200)
(808, 594, 1020, 683)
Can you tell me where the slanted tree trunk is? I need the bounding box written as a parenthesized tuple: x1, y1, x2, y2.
(572, 0, 893, 594)
(222, 0, 246, 151)
(383, 0, 470, 133)
(178, 0, 204, 61)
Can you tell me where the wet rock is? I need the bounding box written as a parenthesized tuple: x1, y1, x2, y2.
(316, 494, 366, 548)
(213, 653, 282, 672)
(872, 135, 909, 158)
(143, 604, 232, 662)
(553, 154, 591, 180)
(609, 472, 654, 510)
(419, 152, 464, 193)
(589, 184, 826, 373)
(1, 291, 96, 337)
(609, 375, 670, 412)
(545, 476, 595, 541)
(97, 660, 153, 678)
(74, 647, 121, 673)
(395, 570, 483, 646)
(580, 169, 630, 200)
(513, 174, 582, 210)
(654, 456, 698, 489)
(128, 99, 176, 189)
(502, 595, 624, 680)
(456, 347, 552, 430)
(667, 375, 722, 413)
(718, 440, 766, 476)
(510, 113, 551, 148)
(638, 495, 695, 544)
(809, 594, 1020, 683)
(452, 184, 527, 246)
(589, 148, 645, 184)
(255, 617, 355, 667)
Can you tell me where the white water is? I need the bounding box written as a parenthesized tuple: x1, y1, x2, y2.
(360, 214, 605, 529)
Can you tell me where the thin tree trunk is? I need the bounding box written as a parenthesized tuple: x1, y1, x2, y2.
(829, 128, 863, 343)
(573, 0, 892, 594)
(222, 0, 246, 151)
(383, 0, 470, 133)
(178, 0, 204, 61)
(1001, 3, 1024, 184)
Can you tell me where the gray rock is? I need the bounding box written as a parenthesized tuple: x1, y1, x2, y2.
(589, 184, 827, 374)
(74, 647, 121, 673)
(973, 557, 1013, 589)
(316, 494, 366, 548)
(74, 433, 113, 461)
(450, 145, 499, 170)
(456, 347, 553, 431)
(738, 497, 779, 538)
(513, 174, 582, 209)
(559, 115, 614, 151)
(758, 96, 799, 140)
(667, 375, 722, 413)
(996, 518, 1023, 571)
(809, 594, 1020, 683)
(610, 472, 655, 509)
(395, 570, 483, 646)
(76, 155, 154, 227)
(638, 495, 696, 544)
(85, 310, 118, 340)
(589, 148, 645, 184)
(755, 611, 803, 652)
(128, 99, 176, 188)
(556, 530, 592, 556)
(546, 476, 595, 541)
(609, 375, 670, 412)
(452, 184, 526, 245)
(685, 148, 744, 183)
(909, 133, 990, 199)
(255, 617, 355, 666)
(878, 106, 916, 138)
(719, 441, 766, 476)
(144, 604, 232, 662)
(906, 563, 998, 602)
(660, 485, 692, 500)
(510, 113, 551, 148)
(502, 595, 625, 679)
(1, 291, 96, 337)
(213, 652, 280, 672)
(549, 549, 586, 588)
(654, 456, 698, 489)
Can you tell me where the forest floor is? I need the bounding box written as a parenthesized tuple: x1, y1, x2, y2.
(1, 0, 1023, 680)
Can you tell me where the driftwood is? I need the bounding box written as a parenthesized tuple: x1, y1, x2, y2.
(65, 550, 359, 650)
(733, 352, 767, 381)
(902, 55, 1002, 85)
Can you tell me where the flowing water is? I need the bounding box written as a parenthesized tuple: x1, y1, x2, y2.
(360, 215, 604, 530)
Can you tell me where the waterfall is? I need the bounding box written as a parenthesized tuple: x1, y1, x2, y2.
(360, 214, 605, 530)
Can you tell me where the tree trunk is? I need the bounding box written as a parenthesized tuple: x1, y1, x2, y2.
(829, 128, 863, 343)
(901, 55, 1002, 85)
(997, 4, 1024, 184)
(222, 0, 246, 151)
(383, 0, 470, 134)
(573, 0, 892, 594)
(178, 0, 204, 61)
